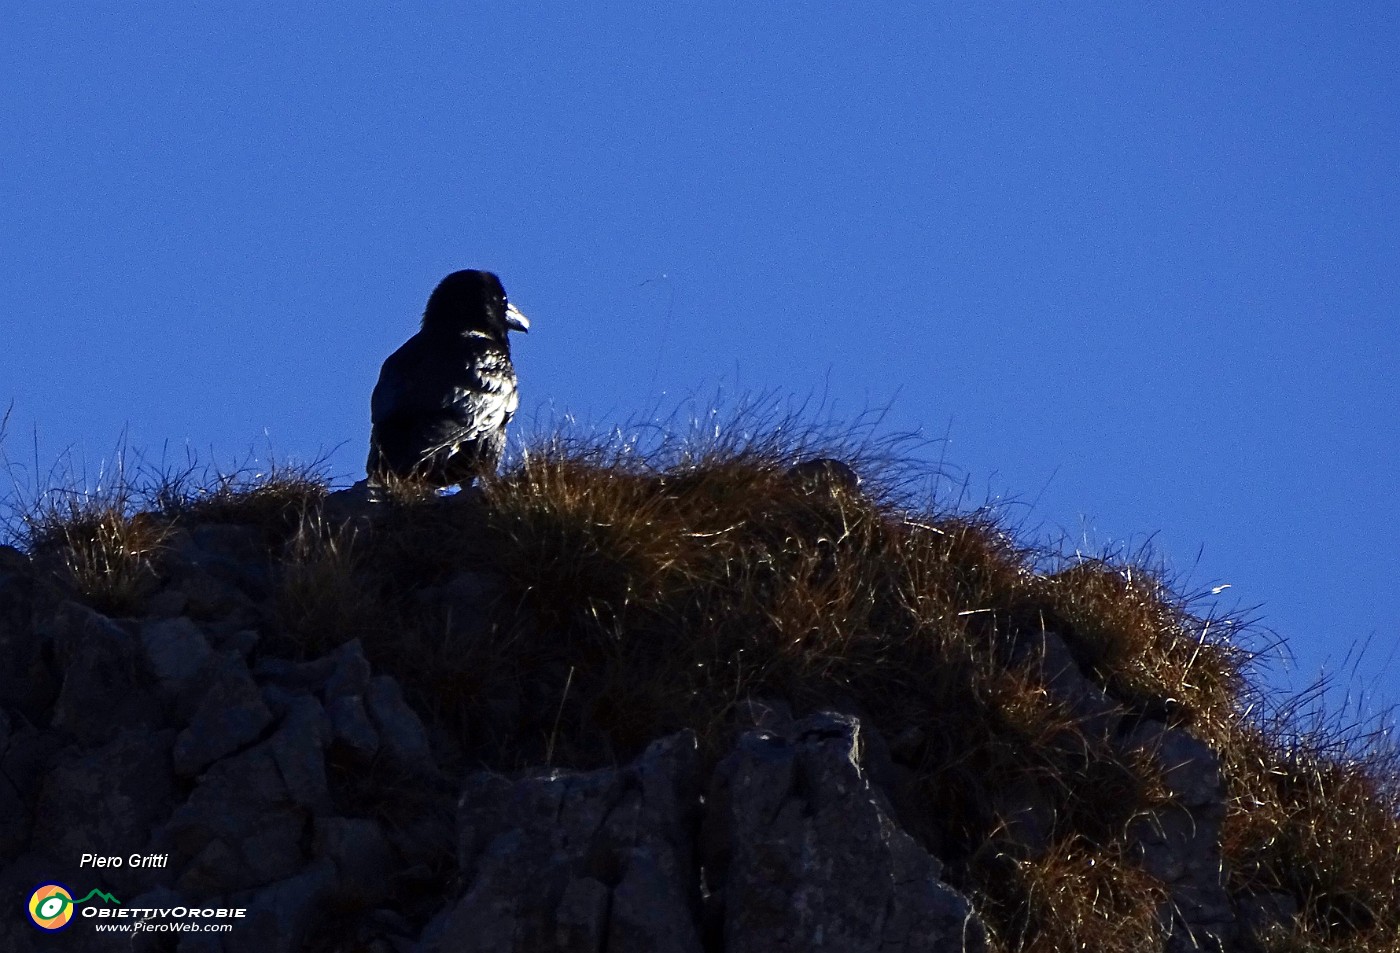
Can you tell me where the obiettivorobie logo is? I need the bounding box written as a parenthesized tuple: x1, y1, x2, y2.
(27, 884, 120, 931)
(26, 882, 247, 936)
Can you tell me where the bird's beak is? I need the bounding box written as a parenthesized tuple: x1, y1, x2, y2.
(505, 302, 530, 333)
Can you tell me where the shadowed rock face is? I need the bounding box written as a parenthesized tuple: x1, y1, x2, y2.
(425, 730, 705, 953)
(0, 508, 1247, 953)
(701, 712, 988, 953)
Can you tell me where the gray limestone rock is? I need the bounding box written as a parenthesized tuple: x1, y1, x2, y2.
(366, 676, 435, 774)
(255, 653, 339, 694)
(1014, 628, 1124, 739)
(1, 719, 49, 808)
(179, 523, 274, 601)
(144, 586, 191, 619)
(29, 728, 177, 894)
(314, 816, 395, 905)
(1124, 720, 1234, 953)
(703, 712, 987, 953)
(269, 694, 332, 811)
(326, 692, 380, 759)
(141, 615, 213, 689)
(0, 763, 23, 858)
(554, 876, 610, 948)
(173, 650, 274, 777)
(426, 731, 704, 953)
(47, 601, 166, 746)
(0, 549, 55, 720)
(216, 628, 259, 657)
(323, 638, 373, 700)
(0, 713, 48, 856)
(227, 857, 338, 953)
(157, 699, 331, 895)
(176, 564, 259, 626)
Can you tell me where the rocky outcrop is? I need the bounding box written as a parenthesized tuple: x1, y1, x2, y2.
(702, 712, 986, 953)
(0, 521, 1253, 951)
(1124, 721, 1234, 953)
(0, 536, 994, 952)
(1011, 627, 1238, 952)
(424, 731, 703, 953)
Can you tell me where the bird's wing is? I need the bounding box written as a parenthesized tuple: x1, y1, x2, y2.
(370, 338, 423, 425)
(371, 336, 518, 448)
(456, 348, 520, 418)
(419, 347, 518, 454)
(370, 335, 471, 424)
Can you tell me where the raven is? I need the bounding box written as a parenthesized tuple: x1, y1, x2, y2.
(367, 270, 529, 488)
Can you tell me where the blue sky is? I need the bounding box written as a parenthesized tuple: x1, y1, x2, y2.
(3, 3, 1397, 720)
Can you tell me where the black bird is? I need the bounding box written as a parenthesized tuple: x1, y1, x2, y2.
(367, 270, 530, 487)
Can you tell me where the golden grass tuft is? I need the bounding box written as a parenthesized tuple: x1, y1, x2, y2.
(4, 443, 334, 616)
(150, 456, 331, 542)
(1041, 559, 1245, 745)
(1223, 721, 1400, 948)
(981, 836, 1169, 953)
(26, 495, 170, 616)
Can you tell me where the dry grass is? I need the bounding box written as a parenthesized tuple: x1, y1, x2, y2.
(1040, 558, 1247, 746)
(22, 490, 171, 616)
(1, 436, 167, 613)
(2, 441, 334, 615)
(978, 836, 1169, 953)
(275, 514, 385, 658)
(1223, 718, 1400, 949)
(148, 453, 332, 540)
(9, 407, 1399, 952)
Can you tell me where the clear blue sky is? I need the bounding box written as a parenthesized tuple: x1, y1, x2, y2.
(3, 3, 1397, 720)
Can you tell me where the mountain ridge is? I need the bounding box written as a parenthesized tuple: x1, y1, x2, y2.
(0, 419, 1395, 951)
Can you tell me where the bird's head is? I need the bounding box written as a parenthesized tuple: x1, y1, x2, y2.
(421, 269, 530, 338)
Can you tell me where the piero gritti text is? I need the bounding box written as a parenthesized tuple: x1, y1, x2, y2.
(80, 852, 170, 869)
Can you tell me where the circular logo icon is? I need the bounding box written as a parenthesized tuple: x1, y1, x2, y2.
(28, 884, 74, 931)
